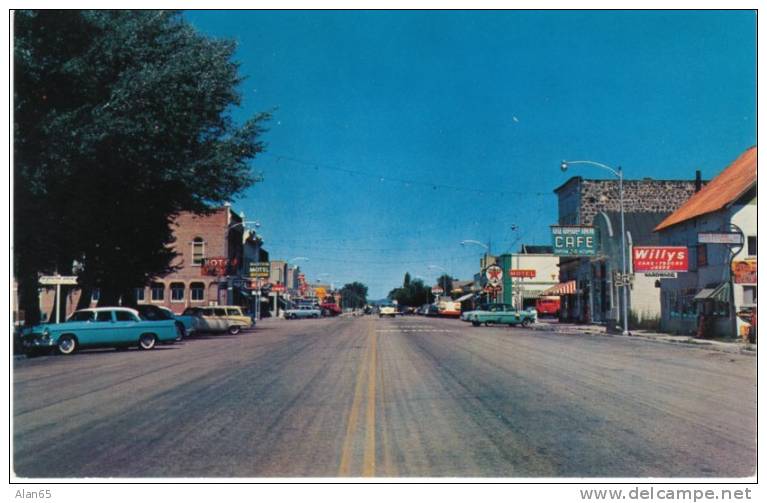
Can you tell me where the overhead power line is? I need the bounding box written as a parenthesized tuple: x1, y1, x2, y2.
(263, 152, 553, 197)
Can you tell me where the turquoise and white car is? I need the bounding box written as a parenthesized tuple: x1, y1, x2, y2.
(21, 307, 180, 356)
(465, 303, 536, 327)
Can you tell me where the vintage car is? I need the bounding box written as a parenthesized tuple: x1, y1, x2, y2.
(465, 303, 536, 327)
(284, 305, 321, 319)
(134, 304, 191, 339)
(320, 302, 342, 317)
(21, 307, 179, 355)
(195, 306, 253, 334)
(378, 305, 397, 318)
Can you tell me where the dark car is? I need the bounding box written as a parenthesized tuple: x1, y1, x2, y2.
(134, 304, 186, 340)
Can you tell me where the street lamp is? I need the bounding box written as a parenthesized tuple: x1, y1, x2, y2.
(560, 159, 629, 336)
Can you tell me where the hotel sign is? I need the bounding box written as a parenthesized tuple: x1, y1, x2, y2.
(249, 262, 271, 278)
(510, 269, 536, 278)
(632, 246, 688, 272)
(551, 226, 598, 256)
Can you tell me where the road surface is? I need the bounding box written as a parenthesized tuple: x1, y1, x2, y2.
(13, 315, 756, 478)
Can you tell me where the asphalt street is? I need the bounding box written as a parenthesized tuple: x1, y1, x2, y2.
(13, 315, 756, 478)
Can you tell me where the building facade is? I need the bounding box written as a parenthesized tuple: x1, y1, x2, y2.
(655, 147, 757, 338)
(554, 175, 704, 324)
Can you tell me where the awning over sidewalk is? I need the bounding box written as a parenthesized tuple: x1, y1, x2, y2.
(693, 283, 730, 302)
(540, 280, 576, 296)
(455, 293, 475, 302)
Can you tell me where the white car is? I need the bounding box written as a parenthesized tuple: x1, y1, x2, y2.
(378, 305, 397, 318)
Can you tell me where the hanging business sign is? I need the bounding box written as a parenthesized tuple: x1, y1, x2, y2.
(632, 246, 688, 272)
(732, 260, 757, 284)
(202, 257, 231, 276)
(485, 265, 503, 286)
(551, 226, 599, 256)
(249, 262, 271, 278)
(698, 232, 744, 245)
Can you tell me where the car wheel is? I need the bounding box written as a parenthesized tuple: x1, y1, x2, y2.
(522, 319, 531, 327)
(471, 320, 480, 327)
(57, 335, 78, 355)
(138, 333, 157, 350)
(228, 325, 241, 335)
(175, 322, 186, 341)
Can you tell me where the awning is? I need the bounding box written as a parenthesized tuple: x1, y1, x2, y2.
(455, 293, 475, 302)
(694, 283, 730, 302)
(540, 280, 576, 296)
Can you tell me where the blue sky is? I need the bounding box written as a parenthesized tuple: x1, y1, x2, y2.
(184, 10, 756, 299)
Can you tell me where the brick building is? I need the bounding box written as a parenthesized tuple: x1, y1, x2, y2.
(554, 175, 704, 324)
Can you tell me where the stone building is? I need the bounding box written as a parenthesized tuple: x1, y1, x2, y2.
(554, 174, 704, 324)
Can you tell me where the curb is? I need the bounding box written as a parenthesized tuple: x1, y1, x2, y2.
(529, 323, 755, 355)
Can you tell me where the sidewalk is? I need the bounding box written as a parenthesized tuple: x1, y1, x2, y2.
(531, 320, 756, 355)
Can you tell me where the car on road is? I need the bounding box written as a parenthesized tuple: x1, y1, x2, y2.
(378, 305, 397, 318)
(135, 304, 190, 340)
(465, 303, 536, 327)
(21, 307, 179, 355)
(196, 306, 253, 334)
(320, 302, 342, 317)
(284, 305, 321, 319)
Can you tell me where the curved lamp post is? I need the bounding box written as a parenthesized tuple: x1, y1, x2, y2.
(560, 159, 629, 336)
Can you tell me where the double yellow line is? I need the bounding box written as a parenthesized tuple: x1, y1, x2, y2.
(338, 319, 393, 477)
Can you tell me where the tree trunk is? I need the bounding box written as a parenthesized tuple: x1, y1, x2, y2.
(97, 286, 121, 307)
(76, 286, 93, 310)
(17, 273, 41, 326)
(120, 287, 137, 308)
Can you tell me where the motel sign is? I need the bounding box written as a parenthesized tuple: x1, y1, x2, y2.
(551, 226, 599, 256)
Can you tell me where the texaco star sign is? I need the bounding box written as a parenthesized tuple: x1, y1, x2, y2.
(485, 265, 503, 286)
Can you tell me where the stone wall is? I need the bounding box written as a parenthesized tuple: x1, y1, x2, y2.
(578, 179, 701, 225)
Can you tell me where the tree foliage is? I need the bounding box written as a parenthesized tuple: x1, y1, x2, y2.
(340, 282, 368, 309)
(388, 273, 433, 307)
(14, 10, 271, 321)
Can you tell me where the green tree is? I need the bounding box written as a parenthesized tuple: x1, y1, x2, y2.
(340, 282, 368, 309)
(388, 273, 433, 306)
(435, 274, 453, 297)
(14, 10, 271, 321)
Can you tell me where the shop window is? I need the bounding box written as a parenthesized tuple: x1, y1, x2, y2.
(151, 283, 165, 301)
(747, 236, 757, 256)
(190, 282, 205, 301)
(170, 283, 185, 302)
(134, 287, 145, 302)
(743, 286, 757, 306)
(192, 237, 205, 266)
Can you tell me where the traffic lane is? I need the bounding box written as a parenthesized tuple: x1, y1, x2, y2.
(13, 317, 361, 477)
(385, 316, 755, 477)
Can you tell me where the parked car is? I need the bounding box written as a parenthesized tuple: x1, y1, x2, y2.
(134, 304, 189, 340)
(465, 303, 536, 327)
(196, 306, 253, 334)
(284, 305, 321, 319)
(178, 307, 205, 336)
(423, 304, 439, 317)
(535, 296, 561, 318)
(20, 307, 179, 355)
(378, 305, 397, 318)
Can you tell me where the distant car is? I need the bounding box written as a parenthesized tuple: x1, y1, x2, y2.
(284, 305, 321, 320)
(320, 302, 342, 317)
(466, 303, 535, 327)
(379, 305, 397, 318)
(135, 304, 189, 340)
(21, 307, 179, 355)
(424, 304, 439, 317)
(196, 306, 253, 334)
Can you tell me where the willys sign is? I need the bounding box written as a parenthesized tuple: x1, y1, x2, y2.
(632, 246, 688, 272)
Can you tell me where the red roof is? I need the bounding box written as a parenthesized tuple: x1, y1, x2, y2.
(654, 147, 756, 232)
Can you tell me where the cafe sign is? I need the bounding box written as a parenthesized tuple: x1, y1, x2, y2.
(551, 226, 598, 256)
(632, 246, 688, 272)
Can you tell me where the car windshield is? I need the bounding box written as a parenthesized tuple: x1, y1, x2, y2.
(182, 308, 201, 316)
(67, 311, 93, 322)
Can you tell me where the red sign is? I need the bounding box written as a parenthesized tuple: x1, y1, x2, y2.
(510, 269, 536, 278)
(732, 260, 756, 284)
(201, 257, 238, 276)
(431, 286, 444, 294)
(271, 283, 286, 293)
(485, 265, 503, 285)
(633, 246, 688, 272)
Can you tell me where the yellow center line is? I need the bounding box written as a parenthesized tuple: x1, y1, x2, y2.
(337, 321, 372, 476)
(362, 330, 377, 476)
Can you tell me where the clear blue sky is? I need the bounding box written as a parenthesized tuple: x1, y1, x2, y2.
(184, 10, 756, 299)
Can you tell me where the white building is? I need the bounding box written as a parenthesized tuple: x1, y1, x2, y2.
(654, 146, 757, 338)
